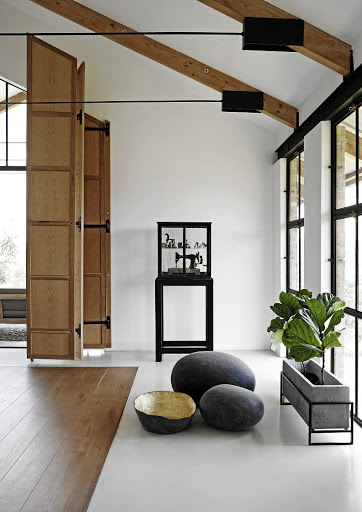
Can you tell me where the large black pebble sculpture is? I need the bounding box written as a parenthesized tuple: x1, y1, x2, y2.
(199, 384, 264, 431)
(171, 351, 256, 405)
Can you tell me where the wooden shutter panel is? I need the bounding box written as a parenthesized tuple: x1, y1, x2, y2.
(27, 36, 83, 359)
(83, 114, 111, 348)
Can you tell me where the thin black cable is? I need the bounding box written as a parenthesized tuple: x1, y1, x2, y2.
(4, 99, 221, 105)
(0, 31, 243, 37)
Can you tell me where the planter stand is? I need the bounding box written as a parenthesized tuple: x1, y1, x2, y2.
(280, 370, 354, 446)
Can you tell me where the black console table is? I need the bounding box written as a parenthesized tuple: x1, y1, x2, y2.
(155, 276, 213, 362)
(155, 222, 213, 362)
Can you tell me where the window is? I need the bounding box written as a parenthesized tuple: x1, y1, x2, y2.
(0, 78, 26, 168)
(0, 78, 26, 289)
(332, 104, 362, 426)
(286, 150, 304, 292)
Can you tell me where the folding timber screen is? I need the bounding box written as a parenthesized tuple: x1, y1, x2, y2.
(83, 114, 111, 348)
(27, 36, 84, 359)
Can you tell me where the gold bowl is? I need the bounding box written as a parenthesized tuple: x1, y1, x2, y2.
(134, 391, 196, 434)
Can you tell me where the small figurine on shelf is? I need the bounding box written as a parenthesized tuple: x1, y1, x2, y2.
(165, 233, 176, 248)
(185, 239, 191, 249)
(194, 242, 200, 248)
(200, 242, 207, 248)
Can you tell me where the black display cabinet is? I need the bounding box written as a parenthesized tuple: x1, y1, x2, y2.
(155, 222, 213, 362)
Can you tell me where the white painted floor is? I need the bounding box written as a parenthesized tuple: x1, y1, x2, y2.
(1, 349, 361, 512)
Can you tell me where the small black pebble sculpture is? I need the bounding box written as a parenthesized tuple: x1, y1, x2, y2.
(199, 384, 264, 431)
(171, 351, 256, 405)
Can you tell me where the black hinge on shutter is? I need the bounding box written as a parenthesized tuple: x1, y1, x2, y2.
(76, 109, 83, 125)
(85, 122, 110, 137)
(75, 323, 81, 339)
(84, 219, 110, 233)
(84, 316, 111, 330)
(76, 216, 82, 232)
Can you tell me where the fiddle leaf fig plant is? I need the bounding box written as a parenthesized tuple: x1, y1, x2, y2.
(267, 290, 346, 384)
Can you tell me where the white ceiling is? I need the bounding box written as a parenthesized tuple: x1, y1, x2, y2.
(1, 0, 362, 135)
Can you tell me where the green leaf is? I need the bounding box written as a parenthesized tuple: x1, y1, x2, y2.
(295, 289, 313, 299)
(271, 303, 293, 321)
(317, 292, 337, 308)
(324, 309, 345, 337)
(317, 293, 345, 318)
(322, 331, 343, 350)
(327, 300, 346, 318)
(271, 329, 283, 351)
(289, 344, 323, 363)
(279, 292, 301, 315)
(282, 319, 322, 349)
(267, 317, 285, 333)
(305, 297, 327, 331)
(297, 309, 320, 335)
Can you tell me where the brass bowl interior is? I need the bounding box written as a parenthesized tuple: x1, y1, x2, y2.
(134, 391, 196, 420)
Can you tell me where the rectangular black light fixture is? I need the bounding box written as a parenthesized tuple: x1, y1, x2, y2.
(222, 91, 264, 113)
(243, 17, 304, 52)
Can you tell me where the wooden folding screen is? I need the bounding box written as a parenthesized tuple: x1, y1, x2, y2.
(27, 36, 84, 359)
(83, 114, 111, 348)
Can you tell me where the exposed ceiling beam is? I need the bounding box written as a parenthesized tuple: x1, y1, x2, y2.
(0, 91, 27, 114)
(29, 0, 297, 127)
(198, 0, 351, 75)
(345, 129, 362, 159)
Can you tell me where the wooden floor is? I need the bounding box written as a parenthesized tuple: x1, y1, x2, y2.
(0, 366, 137, 512)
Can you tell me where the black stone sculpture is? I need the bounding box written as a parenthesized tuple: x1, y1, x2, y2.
(199, 384, 264, 431)
(171, 351, 256, 405)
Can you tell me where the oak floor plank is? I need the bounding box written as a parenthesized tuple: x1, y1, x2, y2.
(0, 368, 89, 481)
(20, 367, 137, 512)
(0, 368, 68, 443)
(0, 368, 109, 512)
(0, 367, 29, 394)
(0, 370, 42, 415)
(0, 426, 70, 512)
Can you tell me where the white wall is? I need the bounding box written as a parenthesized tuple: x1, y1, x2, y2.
(0, 2, 277, 351)
(100, 103, 275, 350)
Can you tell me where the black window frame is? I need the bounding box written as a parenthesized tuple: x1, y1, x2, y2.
(286, 148, 305, 294)
(331, 101, 362, 428)
(0, 77, 26, 171)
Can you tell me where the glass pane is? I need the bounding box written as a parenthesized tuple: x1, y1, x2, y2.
(300, 152, 304, 219)
(0, 143, 5, 167)
(300, 225, 304, 289)
(359, 106, 362, 206)
(0, 80, 6, 152)
(334, 315, 356, 406)
(186, 226, 207, 276)
(359, 217, 362, 311)
(288, 227, 299, 290)
(8, 101, 26, 143)
(161, 227, 183, 276)
(289, 155, 299, 221)
(336, 112, 357, 209)
(336, 217, 356, 308)
(0, 171, 26, 288)
(0, 80, 6, 102)
(8, 143, 26, 166)
(358, 320, 362, 418)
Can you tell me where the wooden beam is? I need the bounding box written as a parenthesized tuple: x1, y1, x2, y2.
(198, 0, 351, 76)
(345, 129, 362, 159)
(29, 0, 297, 127)
(0, 91, 27, 114)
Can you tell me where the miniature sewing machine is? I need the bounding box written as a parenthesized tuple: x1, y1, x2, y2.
(175, 251, 200, 269)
